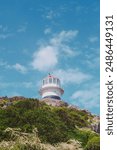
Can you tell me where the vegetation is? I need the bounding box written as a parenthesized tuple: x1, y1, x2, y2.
(0, 127, 84, 150)
(0, 99, 100, 149)
(85, 136, 100, 150)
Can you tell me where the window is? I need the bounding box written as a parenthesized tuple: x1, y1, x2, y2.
(57, 79, 60, 85)
(49, 78, 52, 83)
(53, 78, 56, 84)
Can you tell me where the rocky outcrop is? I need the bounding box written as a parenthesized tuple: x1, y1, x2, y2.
(91, 123, 100, 133)
(91, 116, 100, 133)
(40, 98, 68, 107)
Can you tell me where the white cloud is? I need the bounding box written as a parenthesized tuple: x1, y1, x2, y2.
(50, 30, 78, 46)
(53, 68, 92, 85)
(46, 10, 54, 19)
(44, 28, 51, 34)
(84, 47, 99, 69)
(50, 30, 79, 57)
(86, 57, 99, 68)
(61, 45, 78, 57)
(89, 36, 98, 43)
(12, 63, 27, 74)
(71, 82, 99, 109)
(46, 10, 59, 20)
(31, 46, 58, 71)
(0, 25, 12, 39)
(31, 30, 79, 71)
(72, 90, 96, 100)
(0, 33, 13, 40)
(0, 60, 27, 74)
(0, 60, 12, 69)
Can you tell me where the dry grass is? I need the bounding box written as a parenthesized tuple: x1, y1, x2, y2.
(0, 128, 83, 150)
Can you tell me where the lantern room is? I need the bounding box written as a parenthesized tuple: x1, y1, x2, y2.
(39, 74, 64, 100)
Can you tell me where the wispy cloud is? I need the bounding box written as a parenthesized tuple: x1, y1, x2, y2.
(71, 82, 99, 109)
(53, 68, 92, 85)
(50, 30, 78, 45)
(89, 36, 98, 43)
(44, 28, 51, 34)
(0, 33, 13, 40)
(0, 25, 12, 39)
(61, 45, 78, 57)
(45, 10, 60, 20)
(12, 63, 27, 74)
(84, 47, 100, 68)
(31, 30, 79, 72)
(86, 57, 99, 68)
(0, 60, 27, 74)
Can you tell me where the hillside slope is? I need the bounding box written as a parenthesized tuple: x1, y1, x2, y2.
(0, 98, 100, 150)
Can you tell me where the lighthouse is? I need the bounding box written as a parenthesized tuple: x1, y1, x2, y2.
(39, 74, 64, 100)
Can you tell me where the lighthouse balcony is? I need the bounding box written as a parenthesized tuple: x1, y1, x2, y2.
(39, 86, 64, 96)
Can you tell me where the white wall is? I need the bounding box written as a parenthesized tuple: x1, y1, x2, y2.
(42, 88, 61, 98)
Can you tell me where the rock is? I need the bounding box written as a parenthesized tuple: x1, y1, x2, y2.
(40, 98, 68, 107)
(91, 116, 100, 133)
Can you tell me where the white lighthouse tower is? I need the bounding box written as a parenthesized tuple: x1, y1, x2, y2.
(39, 74, 64, 100)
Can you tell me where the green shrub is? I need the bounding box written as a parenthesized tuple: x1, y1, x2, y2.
(0, 99, 99, 146)
(69, 128, 99, 148)
(85, 136, 100, 150)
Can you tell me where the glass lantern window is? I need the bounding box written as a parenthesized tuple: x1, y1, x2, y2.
(57, 79, 60, 85)
(49, 78, 52, 83)
(53, 78, 56, 83)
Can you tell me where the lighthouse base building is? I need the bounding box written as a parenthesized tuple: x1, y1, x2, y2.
(39, 74, 64, 100)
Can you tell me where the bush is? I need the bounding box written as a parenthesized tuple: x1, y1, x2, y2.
(69, 128, 99, 149)
(0, 99, 99, 146)
(85, 136, 100, 150)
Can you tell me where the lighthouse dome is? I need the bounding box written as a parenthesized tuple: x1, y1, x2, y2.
(39, 74, 64, 100)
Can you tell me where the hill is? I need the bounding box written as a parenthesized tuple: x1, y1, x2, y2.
(0, 97, 100, 150)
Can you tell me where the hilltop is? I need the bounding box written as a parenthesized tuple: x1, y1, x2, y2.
(0, 97, 100, 150)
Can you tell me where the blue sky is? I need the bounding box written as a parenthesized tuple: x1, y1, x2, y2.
(0, 0, 100, 114)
